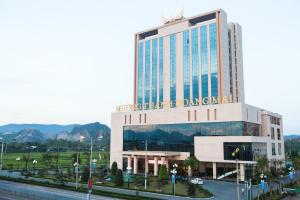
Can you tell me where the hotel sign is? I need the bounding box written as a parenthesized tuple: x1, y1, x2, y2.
(115, 95, 233, 112)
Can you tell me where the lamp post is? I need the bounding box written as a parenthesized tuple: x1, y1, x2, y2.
(16, 157, 21, 171)
(288, 167, 295, 183)
(144, 140, 148, 190)
(0, 137, 4, 170)
(260, 173, 267, 198)
(126, 166, 132, 188)
(232, 148, 240, 200)
(171, 163, 178, 195)
(75, 135, 85, 189)
(32, 160, 37, 172)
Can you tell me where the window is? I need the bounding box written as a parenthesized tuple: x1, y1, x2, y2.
(151, 38, 158, 106)
(271, 127, 275, 140)
(200, 25, 208, 99)
(209, 23, 218, 98)
(137, 42, 144, 106)
(144, 114, 147, 123)
(194, 110, 197, 121)
(129, 115, 131, 124)
(191, 28, 199, 102)
(159, 37, 164, 103)
(207, 109, 210, 120)
(125, 115, 127, 124)
(139, 114, 142, 124)
(144, 40, 151, 109)
(278, 143, 282, 155)
(272, 143, 276, 156)
(183, 30, 190, 102)
(214, 109, 217, 120)
(277, 128, 281, 140)
(188, 110, 190, 121)
(170, 34, 176, 107)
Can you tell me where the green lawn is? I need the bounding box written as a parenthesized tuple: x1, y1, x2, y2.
(99, 176, 212, 198)
(2, 151, 109, 171)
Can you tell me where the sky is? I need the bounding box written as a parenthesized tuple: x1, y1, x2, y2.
(0, 0, 299, 134)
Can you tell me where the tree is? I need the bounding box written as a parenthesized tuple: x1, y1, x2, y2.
(159, 165, 168, 184)
(255, 155, 268, 174)
(115, 169, 124, 186)
(111, 161, 118, 175)
(184, 156, 199, 178)
(22, 153, 31, 171)
(187, 183, 196, 196)
(42, 152, 54, 168)
(81, 166, 90, 183)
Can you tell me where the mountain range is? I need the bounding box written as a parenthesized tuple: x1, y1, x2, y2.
(0, 122, 110, 143)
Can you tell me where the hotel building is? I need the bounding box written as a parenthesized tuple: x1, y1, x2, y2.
(110, 9, 285, 181)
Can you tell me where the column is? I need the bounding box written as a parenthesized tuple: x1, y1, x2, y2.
(128, 156, 132, 170)
(133, 156, 138, 174)
(213, 162, 217, 179)
(165, 159, 169, 171)
(145, 156, 149, 173)
(154, 157, 158, 176)
(240, 163, 245, 181)
(161, 157, 166, 165)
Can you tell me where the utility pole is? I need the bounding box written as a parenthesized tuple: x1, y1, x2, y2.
(144, 140, 148, 190)
(0, 139, 4, 170)
(87, 137, 93, 200)
(232, 148, 240, 200)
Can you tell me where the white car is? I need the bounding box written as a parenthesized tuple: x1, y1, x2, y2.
(190, 178, 204, 185)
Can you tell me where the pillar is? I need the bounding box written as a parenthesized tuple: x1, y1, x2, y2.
(213, 162, 217, 179)
(145, 156, 148, 173)
(161, 157, 166, 165)
(165, 159, 169, 171)
(154, 157, 158, 176)
(240, 163, 245, 181)
(128, 156, 132, 170)
(133, 156, 138, 174)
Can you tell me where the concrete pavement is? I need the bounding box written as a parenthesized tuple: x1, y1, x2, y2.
(0, 180, 120, 200)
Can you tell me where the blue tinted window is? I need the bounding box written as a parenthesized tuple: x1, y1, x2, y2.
(183, 31, 190, 103)
(123, 122, 260, 153)
(144, 40, 150, 109)
(137, 42, 144, 105)
(191, 28, 199, 102)
(200, 26, 208, 99)
(209, 23, 218, 98)
(151, 38, 158, 107)
(170, 34, 176, 107)
(159, 37, 164, 104)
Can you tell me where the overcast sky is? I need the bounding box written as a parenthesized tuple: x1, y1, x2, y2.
(0, 0, 299, 134)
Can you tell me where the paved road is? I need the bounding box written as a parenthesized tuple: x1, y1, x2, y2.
(0, 180, 121, 200)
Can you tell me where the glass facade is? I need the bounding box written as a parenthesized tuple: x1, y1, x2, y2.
(191, 28, 199, 102)
(170, 34, 176, 107)
(224, 142, 267, 161)
(209, 23, 218, 98)
(151, 38, 158, 106)
(200, 26, 208, 99)
(123, 121, 260, 153)
(137, 42, 144, 105)
(159, 37, 164, 103)
(183, 31, 190, 102)
(144, 40, 151, 109)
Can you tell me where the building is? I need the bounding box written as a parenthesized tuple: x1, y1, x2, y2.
(110, 9, 285, 181)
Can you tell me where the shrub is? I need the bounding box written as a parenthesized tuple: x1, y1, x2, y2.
(187, 183, 196, 196)
(111, 161, 118, 176)
(159, 165, 168, 185)
(114, 169, 123, 186)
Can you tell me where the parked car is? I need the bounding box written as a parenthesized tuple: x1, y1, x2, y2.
(190, 177, 203, 185)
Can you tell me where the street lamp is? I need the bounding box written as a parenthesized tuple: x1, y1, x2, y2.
(75, 135, 85, 189)
(126, 166, 132, 188)
(32, 160, 37, 172)
(16, 157, 21, 171)
(0, 137, 4, 170)
(171, 163, 178, 195)
(92, 159, 97, 174)
(232, 148, 240, 200)
(259, 173, 267, 197)
(288, 167, 295, 182)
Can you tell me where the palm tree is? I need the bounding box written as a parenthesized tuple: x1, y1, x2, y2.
(184, 156, 199, 179)
(255, 155, 268, 174)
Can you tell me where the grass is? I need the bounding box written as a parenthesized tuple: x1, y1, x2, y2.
(99, 176, 213, 198)
(3, 151, 109, 171)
